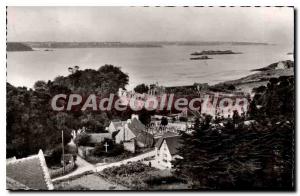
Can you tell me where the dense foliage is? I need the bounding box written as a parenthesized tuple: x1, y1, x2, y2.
(100, 162, 186, 190)
(173, 76, 295, 190)
(102, 162, 153, 176)
(93, 138, 124, 157)
(134, 83, 149, 94)
(7, 65, 129, 158)
(100, 162, 158, 189)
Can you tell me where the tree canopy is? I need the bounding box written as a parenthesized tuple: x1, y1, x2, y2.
(173, 76, 295, 190)
(134, 83, 149, 94)
(7, 65, 129, 158)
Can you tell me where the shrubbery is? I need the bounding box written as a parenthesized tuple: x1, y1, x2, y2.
(102, 162, 152, 176)
(45, 146, 63, 167)
(93, 138, 124, 157)
(7, 65, 129, 159)
(173, 76, 295, 190)
(100, 162, 185, 189)
(75, 133, 90, 146)
(144, 170, 186, 186)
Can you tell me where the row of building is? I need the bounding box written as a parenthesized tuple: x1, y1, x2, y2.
(6, 114, 187, 190)
(76, 114, 184, 168)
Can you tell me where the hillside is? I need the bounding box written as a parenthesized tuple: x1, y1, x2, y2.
(213, 60, 294, 93)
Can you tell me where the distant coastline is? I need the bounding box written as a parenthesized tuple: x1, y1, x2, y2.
(213, 60, 294, 93)
(7, 42, 33, 52)
(7, 41, 269, 50)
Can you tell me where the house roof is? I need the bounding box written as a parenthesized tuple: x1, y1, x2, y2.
(156, 135, 182, 155)
(6, 150, 53, 190)
(155, 132, 179, 148)
(6, 177, 30, 190)
(127, 118, 154, 146)
(111, 120, 126, 130)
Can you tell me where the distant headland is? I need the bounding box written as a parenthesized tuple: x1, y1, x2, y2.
(7, 42, 33, 52)
(6, 41, 269, 50)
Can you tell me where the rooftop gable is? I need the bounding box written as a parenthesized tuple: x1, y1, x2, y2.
(155, 132, 179, 148)
(156, 135, 182, 155)
(127, 118, 153, 146)
(6, 150, 53, 190)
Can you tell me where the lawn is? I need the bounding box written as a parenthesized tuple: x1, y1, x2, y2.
(85, 151, 138, 164)
(54, 173, 128, 190)
(85, 148, 154, 164)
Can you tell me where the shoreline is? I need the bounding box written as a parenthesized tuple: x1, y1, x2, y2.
(212, 60, 294, 93)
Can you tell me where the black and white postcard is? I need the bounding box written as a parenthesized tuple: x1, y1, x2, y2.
(6, 6, 295, 191)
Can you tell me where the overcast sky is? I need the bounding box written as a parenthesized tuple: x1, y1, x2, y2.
(7, 7, 294, 44)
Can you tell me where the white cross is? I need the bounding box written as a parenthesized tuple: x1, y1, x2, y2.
(104, 142, 109, 153)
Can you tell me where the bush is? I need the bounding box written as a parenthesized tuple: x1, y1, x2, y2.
(179, 116, 188, 122)
(144, 175, 186, 186)
(102, 162, 152, 176)
(93, 139, 124, 157)
(75, 133, 90, 146)
(45, 146, 62, 167)
(227, 84, 236, 91)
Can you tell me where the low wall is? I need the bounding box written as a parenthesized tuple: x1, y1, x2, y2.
(49, 162, 76, 178)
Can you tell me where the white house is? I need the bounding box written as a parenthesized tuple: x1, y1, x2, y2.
(87, 133, 112, 144)
(155, 135, 182, 169)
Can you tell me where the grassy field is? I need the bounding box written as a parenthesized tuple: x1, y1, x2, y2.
(54, 173, 128, 190)
(98, 162, 189, 190)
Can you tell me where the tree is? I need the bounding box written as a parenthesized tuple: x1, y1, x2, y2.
(93, 138, 124, 157)
(173, 117, 294, 190)
(227, 84, 236, 91)
(6, 64, 129, 159)
(252, 85, 267, 94)
(161, 117, 168, 127)
(251, 76, 294, 119)
(75, 133, 90, 146)
(33, 80, 47, 91)
(232, 110, 241, 126)
(138, 108, 154, 127)
(179, 116, 188, 122)
(134, 83, 149, 94)
(172, 76, 295, 190)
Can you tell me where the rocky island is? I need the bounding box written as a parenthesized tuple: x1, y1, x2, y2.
(191, 50, 241, 55)
(190, 56, 212, 60)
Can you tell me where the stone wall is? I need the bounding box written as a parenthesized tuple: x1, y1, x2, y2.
(78, 146, 94, 158)
(49, 161, 76, 178)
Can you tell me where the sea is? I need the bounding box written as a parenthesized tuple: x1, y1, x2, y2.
(7, 44, 294, 90)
